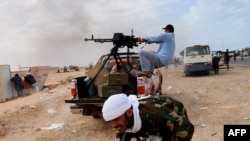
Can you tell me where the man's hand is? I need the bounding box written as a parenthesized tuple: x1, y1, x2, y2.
(136, 37, 145, 42)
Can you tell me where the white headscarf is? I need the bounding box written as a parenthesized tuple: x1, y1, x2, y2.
(102, 93, 141, 133)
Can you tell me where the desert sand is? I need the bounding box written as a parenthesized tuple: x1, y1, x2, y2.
(0, 63, 249, 141)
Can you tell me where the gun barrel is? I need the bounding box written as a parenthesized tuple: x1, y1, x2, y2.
(84, 33, 138, 48)
(84, 38, 113, 43)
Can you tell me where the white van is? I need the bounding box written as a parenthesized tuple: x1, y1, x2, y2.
(183, 45, 213, 75)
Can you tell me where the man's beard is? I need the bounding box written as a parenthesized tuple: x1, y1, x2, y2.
(125, 113, 133, 130)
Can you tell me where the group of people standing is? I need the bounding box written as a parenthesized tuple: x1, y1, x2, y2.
(212, 49, 231, 74)
(11, 73, 37, 97)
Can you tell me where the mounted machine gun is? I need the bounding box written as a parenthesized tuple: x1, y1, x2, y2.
(84, 32, 139, 83)
(64, 31, 162, 119)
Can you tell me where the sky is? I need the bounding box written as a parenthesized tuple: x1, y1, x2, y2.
(1, 0, 250, 71)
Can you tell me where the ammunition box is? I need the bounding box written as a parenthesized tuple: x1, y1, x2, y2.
(98, 84, 123, 98)
(106, 73, 128, 85)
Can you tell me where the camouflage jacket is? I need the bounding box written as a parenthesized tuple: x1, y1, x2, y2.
(117, 95, 194, 141)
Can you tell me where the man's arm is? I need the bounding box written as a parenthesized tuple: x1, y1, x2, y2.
(137, 33, 166, 44)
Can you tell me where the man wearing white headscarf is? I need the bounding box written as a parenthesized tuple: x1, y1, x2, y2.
(102, 93, 141, 134)
(102, 93, 194, 141)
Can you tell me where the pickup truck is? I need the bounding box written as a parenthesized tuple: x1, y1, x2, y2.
(64, 52, 162, 118)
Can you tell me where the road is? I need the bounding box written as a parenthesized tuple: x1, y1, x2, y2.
(219, 56, 250, 70)
(230, 56, 250, 66)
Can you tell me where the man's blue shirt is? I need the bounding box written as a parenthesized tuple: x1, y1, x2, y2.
(145, 33, 175, 65)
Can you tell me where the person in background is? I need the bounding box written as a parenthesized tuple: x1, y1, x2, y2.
(212, 54, 220, 74)
(102, 93, 194, 141)
(241, 54, 244, 61)
(241, 49, 244, 61)
(224, 49, 230, 70)
(24, 72, 38, 93)
(136, 24, 176, 78)
(233, 52, 236, 61)
(11, 73, 24, 97)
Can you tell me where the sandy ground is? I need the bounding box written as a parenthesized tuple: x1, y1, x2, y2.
(0, 64, 250, 141)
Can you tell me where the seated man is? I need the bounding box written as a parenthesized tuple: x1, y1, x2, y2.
(137, 24, 176, 78)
